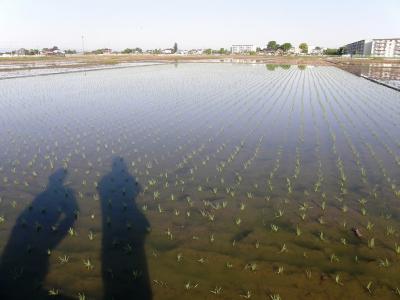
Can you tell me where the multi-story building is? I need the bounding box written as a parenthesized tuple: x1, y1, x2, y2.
(344, 40, 368, 55)
(369, 39, 400, 57)
(231, 44, 254, 54)
(344, 38, 400, 57)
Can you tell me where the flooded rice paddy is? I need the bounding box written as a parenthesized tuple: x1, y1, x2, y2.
(0, 63, 400, 299)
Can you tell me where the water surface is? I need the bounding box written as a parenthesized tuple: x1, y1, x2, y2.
(0, 63, 400, 299)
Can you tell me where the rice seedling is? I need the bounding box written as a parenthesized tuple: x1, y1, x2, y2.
(88, 231, 95, 241)
(368, 238, 375, 249)
(209, 234, 214, 243)
(296, 225, 302, 236)
(334, 274, 343, 286)
(330, 253, 340, 263)
(386, 226, 395, 236)
(48, 288, 59, 296)
(210, 286, 223, 295)
(240, 290, 252, 299)
(366, 221, 374, 231)
(271, 224, 279, 232)
(83, 259, 94, 270)
(269, 294, 282, 300)
(58, 255, 70, 264)
(132, 269, 142, 280)
(279, 244, 288, 253)
(78, 292, 86, 300)
(184, 281, 199, 290)
(244, 263, 257, 272)
(275, 266, 284, 275)
(378, 258, 390, 268)
(365, 281, 373, 295)
(394, 243, 400, 255)
(68, 227, 76, 236)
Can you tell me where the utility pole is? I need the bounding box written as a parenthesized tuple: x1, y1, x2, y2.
(81, 36, 85, 54)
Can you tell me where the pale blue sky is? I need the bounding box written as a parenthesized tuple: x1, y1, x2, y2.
(0, 0, 399, 51)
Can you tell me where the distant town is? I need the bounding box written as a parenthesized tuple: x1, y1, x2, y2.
(1, 38, 399, 58)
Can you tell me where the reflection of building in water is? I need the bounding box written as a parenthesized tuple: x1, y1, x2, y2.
(344, 38, 400, 57)
(231, 45, 255, 54)
(361, 65, 400, 89)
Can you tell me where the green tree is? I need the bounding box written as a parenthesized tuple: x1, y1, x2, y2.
(267, 41, 278, 50)
(204, 48, 212, 55)
(299, 43, 308, 54)
(337, 47, 345, 55)
(173, 42, 178, 54)
(280, 43, 292, 53)
(64, 49, 77, 54)
(122, 48, 133, 54)
(323, 48, 339, 55)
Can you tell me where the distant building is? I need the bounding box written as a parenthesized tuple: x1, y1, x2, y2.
(161, 49, 173, 54)
(369, 39, 400, 57)
(176, 49, 188, 55)
(310, 47, 325, 56)
(231, 44, 254, 54)
(16, 48, 27, 56)
(41, 48, 65, 56)
(102, 48, 112, 54)
(344, 38, 400, 57)
(344, 40, 370, 56)
(288, 47, 303, 55)
(188, 49, 204, 55)
(264, 49, 284, 56)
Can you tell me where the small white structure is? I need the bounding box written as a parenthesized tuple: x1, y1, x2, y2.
(288, 47, 303, 55)
(177, 50, 188, 55)
(308, 46, 324, 55)
(231, 44, 254, 54)
(161, 49, 173, 54)
(189, 49, 204, 55)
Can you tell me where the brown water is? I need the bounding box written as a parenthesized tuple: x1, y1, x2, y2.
(0, 63, 399, 299)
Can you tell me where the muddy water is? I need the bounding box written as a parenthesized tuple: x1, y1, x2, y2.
(0, 63, 399, 299)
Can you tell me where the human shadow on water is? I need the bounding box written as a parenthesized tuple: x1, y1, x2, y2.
(98, 156, 152, 300)
(0, 169, 78, 300)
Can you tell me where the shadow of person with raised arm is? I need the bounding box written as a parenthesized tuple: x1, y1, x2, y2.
(0, 168, 78, 300)
(99, 156, 152, 300)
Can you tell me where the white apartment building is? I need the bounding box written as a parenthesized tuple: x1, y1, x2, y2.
(368, 39, 400, 57)
(344, 38, 400, 57)
(231, 44, 254, 54)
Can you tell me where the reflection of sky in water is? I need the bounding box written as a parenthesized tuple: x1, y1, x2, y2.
(0, 62, 165, 79)
(0, 63, 400, 299)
